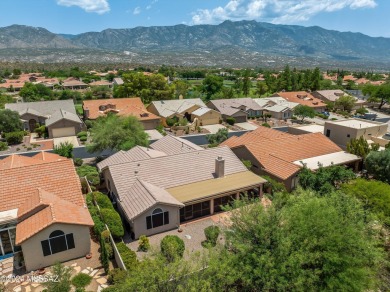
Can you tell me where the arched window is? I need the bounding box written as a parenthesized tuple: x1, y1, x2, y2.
(146, 208, 169, 230)
(41, 230, 75, 257)
(49, 230, 64, 238)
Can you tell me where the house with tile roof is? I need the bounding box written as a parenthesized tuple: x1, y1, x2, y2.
(221, 126, 360, 191)
(311, 90, 366, 109)
(147, 98, 212, 126)
(97, 137, 266, 239)
(274, 91, 327, 113)
(0, 152, 93, 271)
(83, 98, 161, 130)
(6, 100, 85, 138)
(207, 98, 263, 123)
(252, 97, 298, 119)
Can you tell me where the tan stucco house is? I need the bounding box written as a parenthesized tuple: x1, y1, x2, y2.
(83, 98, 161, 130)
(97, 135, 266, 239)
(147, 98, 208, 126)
(0, 152, 93, 271)
(5, 100, 85, 138)
(221, 126, 360, 191)
(324, 118, 389, 148)
(207, 98, 263, 123)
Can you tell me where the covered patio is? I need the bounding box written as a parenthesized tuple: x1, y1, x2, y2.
(167, 171, 265, 223)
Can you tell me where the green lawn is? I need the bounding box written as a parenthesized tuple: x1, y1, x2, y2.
(75, 104, 83, 115)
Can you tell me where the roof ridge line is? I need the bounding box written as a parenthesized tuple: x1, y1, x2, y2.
(137, 179, 160, 203)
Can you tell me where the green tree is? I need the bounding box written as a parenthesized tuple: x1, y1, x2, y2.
(298, 164, 356, 195)
(341, 178, 390, 226)
(114, 73, 173, 103)
(335, 95, 356, 112)
(365, 149, 390, 183)
(202, 75, 223, 100)
(160, 235, 185, 262)
(0, 94, 14, 109)
(87, 114, 149, 152)
(293, 105, 316, 121)
(173, 80, 189, 98)
(255, 81, 268, 97)
(223, 190, 383, 291)
(242, 70, 251, 96)
(347, 136, 379, 160)
(206, 128, 228, 146)
(0, 109, 22, 134)
(43, 262, 72, 292)
(20, 82, 53, 102)
(53, 141, 74, 158)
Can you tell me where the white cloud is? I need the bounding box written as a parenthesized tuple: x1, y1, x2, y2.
(133, 6, 141, 15)
(146, 0, 158, 10)
(191, 0, 377, 25)
(57, 0, 110, 14)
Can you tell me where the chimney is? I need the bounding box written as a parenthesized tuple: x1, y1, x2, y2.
(215, 156, 225, 178)
(84, 107, 90, 119)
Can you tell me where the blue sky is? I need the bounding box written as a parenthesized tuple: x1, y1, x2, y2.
(0, 0, 388, 37)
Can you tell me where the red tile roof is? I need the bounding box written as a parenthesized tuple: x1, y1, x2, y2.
(0, 153, 93, 244)
(221, 126, 342, 180)
(275, 91, 326, 108)
(83, 97, 160, 121)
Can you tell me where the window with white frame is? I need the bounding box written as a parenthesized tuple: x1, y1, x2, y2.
(41, 230, 75, 256)
(146, 208, 169, 230)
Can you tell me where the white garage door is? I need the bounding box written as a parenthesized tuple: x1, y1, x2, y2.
(52, 127, 76, 138)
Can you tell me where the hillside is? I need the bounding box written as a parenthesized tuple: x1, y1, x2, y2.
(1, 21, 390, 69)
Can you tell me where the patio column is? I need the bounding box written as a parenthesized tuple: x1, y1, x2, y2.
(210, 199, 214, 215)
(259, 184, 263, 198)
(236, 192, 240, 200)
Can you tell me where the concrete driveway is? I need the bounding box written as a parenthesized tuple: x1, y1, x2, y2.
(53, 136, 79, 148)
(235, 122, 259, 131)
(201, 124, 228, 134)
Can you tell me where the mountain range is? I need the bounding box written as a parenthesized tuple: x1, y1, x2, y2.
(1, 21, 390, 69)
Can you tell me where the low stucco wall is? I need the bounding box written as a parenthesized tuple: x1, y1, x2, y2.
(142, 119, 161, 130)
(21, 223, 91, 271)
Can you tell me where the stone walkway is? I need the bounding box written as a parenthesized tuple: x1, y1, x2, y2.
(126, 212, 231, 260)
(7, 264, 107, 292)
(0, 257, 14, 276)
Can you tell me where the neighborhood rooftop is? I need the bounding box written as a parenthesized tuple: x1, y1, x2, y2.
(6, 99, 77, 116)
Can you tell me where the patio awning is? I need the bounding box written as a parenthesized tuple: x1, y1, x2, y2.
(167, 171, 267, 204)
(293, 151, 360, 170)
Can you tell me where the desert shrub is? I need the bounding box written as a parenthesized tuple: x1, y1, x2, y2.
(92, 192, 113, 210)
(226, 117, 235, 125)
(77, 165, 100, 186)
(53, 141, 73, 158)
(105, 242, 114, 259)
(262, 122, 271, 128)
(116, 242, 138, 270)
(73, 158, 83, 166)
(26, 147, 32, 151)
(101, 229, 111, 242)
(71, 273, 92, 289)
(35, 125, 46, 138)
(100, 236, 109, 273)
(107, 268, 128, 285)
(160, 235, 185, 262)
(138, 235, 150, 252)
(88, 205, 105, 236)
(166, 118, 175, 127)
(79, 136, 87, 142)
(0, 141, 8, 151)
(84, 120, 93, 129)
(4, 131, 24, 144)
(77, 131, 88, 138)
(204, 226, 220, 247)
(100, 209, 124, 239)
